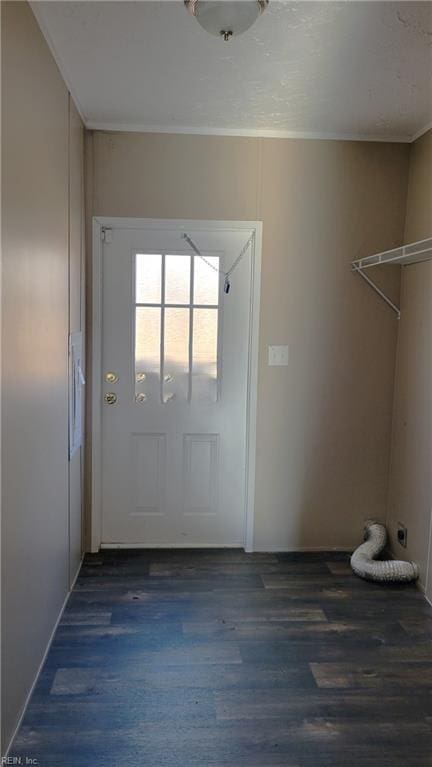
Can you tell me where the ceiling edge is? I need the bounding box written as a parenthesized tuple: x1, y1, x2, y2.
(85, 122, 412, 143)
(31, 1, 429, 146)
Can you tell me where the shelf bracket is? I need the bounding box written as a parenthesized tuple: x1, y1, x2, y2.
(352, 264, 401, 320)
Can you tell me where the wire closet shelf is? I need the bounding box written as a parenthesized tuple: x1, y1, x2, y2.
(351, 237, 432, 319)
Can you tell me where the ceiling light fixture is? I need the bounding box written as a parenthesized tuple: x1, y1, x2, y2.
(184, 1, 269, 42)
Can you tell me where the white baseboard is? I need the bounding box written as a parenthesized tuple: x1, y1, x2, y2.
(250, 546, 353, 553)
(3, 556, 83, 758)
(99, 543, 353, 553)
(387, 544, 427, 595)
(416, 579, 432, 607)
(100, 543, 243, 549)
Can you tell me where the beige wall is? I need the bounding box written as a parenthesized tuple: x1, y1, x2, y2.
(1, 1, 84, 751)
(387, 129, 432, 592)
(89, 130, 409, 551)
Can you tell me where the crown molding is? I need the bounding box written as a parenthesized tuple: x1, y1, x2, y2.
(30, 2, 87, 125)
(85, 121, 412, 144)
(411, 120, 432, 143)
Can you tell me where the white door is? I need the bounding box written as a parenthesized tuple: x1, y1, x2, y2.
(99, 222, 258, 546)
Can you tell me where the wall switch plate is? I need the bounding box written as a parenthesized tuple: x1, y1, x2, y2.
(268, 345, 289, 366)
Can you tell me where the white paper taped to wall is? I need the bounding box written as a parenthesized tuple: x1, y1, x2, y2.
(69, 331, 84, 459)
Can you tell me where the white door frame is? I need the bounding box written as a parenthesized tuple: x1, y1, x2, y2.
(90, 217, 262, 553)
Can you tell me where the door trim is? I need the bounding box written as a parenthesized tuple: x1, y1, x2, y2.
(91, 217, 262, 552)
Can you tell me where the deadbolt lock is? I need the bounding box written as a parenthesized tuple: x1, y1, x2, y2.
(104, 392, 117, 405)
(105, 372, 119, 384)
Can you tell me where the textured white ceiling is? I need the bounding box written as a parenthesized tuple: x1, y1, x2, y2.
(32, 1, 432, 141)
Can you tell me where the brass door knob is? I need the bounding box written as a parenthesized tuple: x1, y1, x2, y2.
(104, 392, 117, 405)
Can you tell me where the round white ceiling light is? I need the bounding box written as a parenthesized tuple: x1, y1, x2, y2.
(184, 1, 269, 42)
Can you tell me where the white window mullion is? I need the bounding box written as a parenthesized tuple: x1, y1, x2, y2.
(216, 262, 223, 402)
(160, 254, 166, 403)
(188, 255, 195, 403)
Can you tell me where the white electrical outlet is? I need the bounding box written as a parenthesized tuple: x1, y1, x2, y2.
(268, 345, 289, 366)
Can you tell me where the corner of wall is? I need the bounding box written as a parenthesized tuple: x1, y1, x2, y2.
(384, 142, 412, 533)
(83, 129, 94, 553)
(385, 129, 432, 590)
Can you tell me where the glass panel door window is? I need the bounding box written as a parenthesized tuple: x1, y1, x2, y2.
(135, 252, 220, 402)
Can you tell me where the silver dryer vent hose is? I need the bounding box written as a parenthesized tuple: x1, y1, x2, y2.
(350, 521, 419, 583)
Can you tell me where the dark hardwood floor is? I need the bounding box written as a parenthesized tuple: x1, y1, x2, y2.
(11, 549, 432, 766)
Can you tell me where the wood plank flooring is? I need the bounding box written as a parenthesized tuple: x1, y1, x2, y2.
(11, 549, 432, 766)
